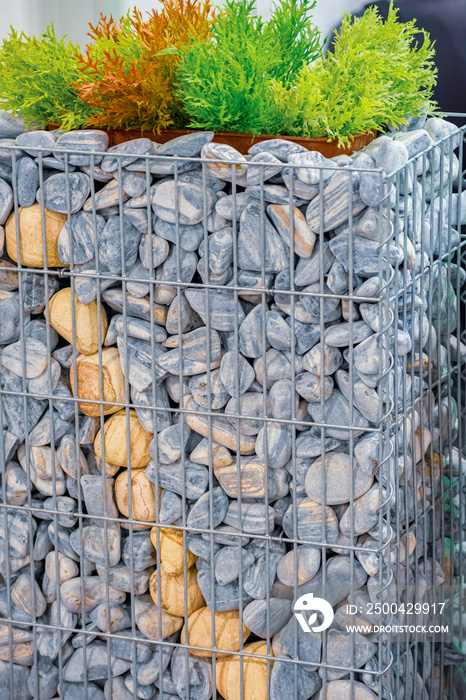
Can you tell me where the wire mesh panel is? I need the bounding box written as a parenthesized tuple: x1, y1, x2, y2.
(0, 119, 464, 700)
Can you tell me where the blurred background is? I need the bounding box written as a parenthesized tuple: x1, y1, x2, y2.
(0, 0, 368, 46)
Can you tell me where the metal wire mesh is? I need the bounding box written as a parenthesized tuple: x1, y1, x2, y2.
(0, 120, 464, 700)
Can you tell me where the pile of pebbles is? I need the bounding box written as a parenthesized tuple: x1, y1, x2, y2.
(0, 109, 464, 700)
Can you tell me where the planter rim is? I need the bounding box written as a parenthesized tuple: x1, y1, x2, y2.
(47, 123, 375, 157)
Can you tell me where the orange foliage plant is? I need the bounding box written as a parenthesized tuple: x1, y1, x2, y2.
(74, 0, 214, 132)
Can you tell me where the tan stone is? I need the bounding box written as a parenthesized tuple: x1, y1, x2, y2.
(215, 459, 268, 499)
(149, 564, 205, 618)
(216, 641, 272, 700)
(70, 347, 125, 416)
(135, 595, 184, 640)
(150, 527, 196, 575)
(181, 607, 250, 658)
(5, 204, 67, 268)
(94, 409, 152, 469)
(184, 395, 256, 453)
(114, 468, 158, 523)
(48, 287, 108, 355)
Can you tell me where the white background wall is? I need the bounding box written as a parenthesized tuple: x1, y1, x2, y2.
(0, 0, 368, 46)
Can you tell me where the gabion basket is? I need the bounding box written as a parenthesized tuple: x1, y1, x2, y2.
(0, 116, 464, 700)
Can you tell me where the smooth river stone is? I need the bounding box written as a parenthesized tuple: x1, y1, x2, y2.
(265, 311, 291, 351)
(150, 422, 190, 465)
(215, 192, 250, 220)
(215, 458, 272, 499)
(243, 598, 292, 638)
(157, 131, 213, 157)
(98, 214, 142, 274)
(198, 226, 233, 273)
(315, 680, 377, 700)
(0, 178, 13, 224)
(82, 177, 128, 211)
(63, 643, 130, 682)
(0, 291, 21, 344)
(288, 150, 336, 185)
(294, 242, 334, 287)
(322, 629, 376, 681)
(189, 368, 230, 409)
(185, 287, 244, 331)
(60, 576, 125, 613)
(304, 452, 373, 505)
(307, 391, 369, 440)
(152, 180, 214, 225)
(0, 111, 25, 139)
(238, 201, 288, 273)
(306, 171, 366, 232)
(324, 321, 373, 348)
(155, 217, 204, 251)
(339, 484, 387, 536)
(329, 232, 400, 277)
(224, 501, 275, 535)
(1, 337, 47, 378)
(135, 595, 184, 639)
(302, 342, 342, 376)
(220, 350, 255, 397)
(190, 437, 232, 467)
(16, 156, 38, 207)
(117, 335, 166, 391)
(53, 130, 108, 165)
(160, 326, 221, 375)
(335, 370, 381, 424)
(249, 138, 306, 161)
(270, 660, 321, 700)
(117, 169, 147, 198)
(299, 282, 341, 323)
(36, 172, 91, 214)
(214, 546, 255, 585)
(282, 499, 339, 544)
(297, 434, 340, 471)
(255, 422, 292, 468)
(148, 460, 208, 500)
(295, 372, 333, 403)
(246, 152, 283, 185)
(277, 545, 321, 586)
(200, 142, 248, 182)
(239, 304, 267, 358)
(100, 138, 156, 171)
(268, 204, 316, 258)
(22, 270, 58, 314)
(186, 486, 229, 531)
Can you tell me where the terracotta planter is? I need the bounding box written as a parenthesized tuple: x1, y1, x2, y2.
(47, 123, 375, 157)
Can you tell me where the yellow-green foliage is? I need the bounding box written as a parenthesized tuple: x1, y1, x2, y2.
(176, 0, 322, 134)
(0, 25, 98, 129)
(269, 4, 437, 144)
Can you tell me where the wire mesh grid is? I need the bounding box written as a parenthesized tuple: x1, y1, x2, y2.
(0, 121, 464, 700)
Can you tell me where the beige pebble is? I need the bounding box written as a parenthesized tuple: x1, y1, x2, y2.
(184, 395, 256, 453)
(216, 641, 272, 700)
(150, 526, 196, 575)
(115, 468, 158, 523)
(304, 453, 374, 505)
(268, 204, 316, 258)
(215, 459, 268, 499)
(5, 204, 67, 267)
(315, 680, 377, 700)
(48, 287, 108, 355)
(149, 563, 205, 618)
(135, 594, 184, 639)
(70, 346, 126, 416)
(181, 607, 250, 658)
(94, 409, 152, 469)
(190, 438, 233, 468)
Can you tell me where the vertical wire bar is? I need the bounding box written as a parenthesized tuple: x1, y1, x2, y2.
(116, 155, 139, 700)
